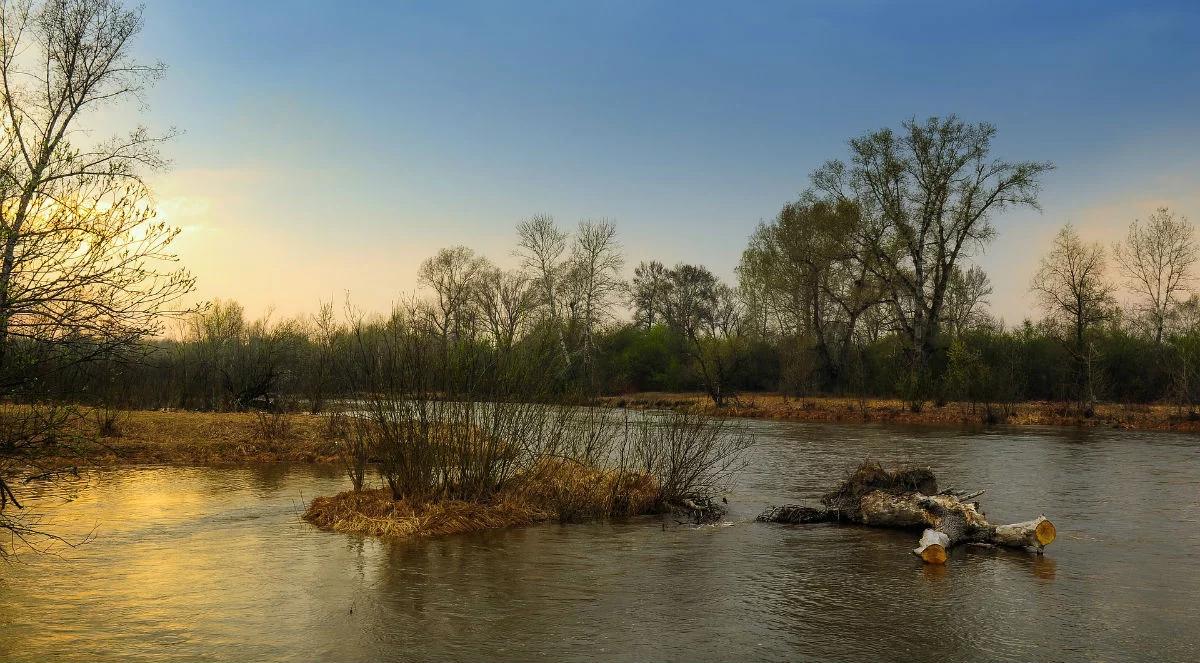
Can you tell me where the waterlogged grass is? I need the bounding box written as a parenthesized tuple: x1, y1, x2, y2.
(303, 490, 547, 539)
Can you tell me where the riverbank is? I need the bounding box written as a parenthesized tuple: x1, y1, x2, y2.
(599, 392, 1200, 433)
(11, 407, 341, 467)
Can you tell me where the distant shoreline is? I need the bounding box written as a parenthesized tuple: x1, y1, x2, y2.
(20, 393, 1199, 476)
(597, 392, 1200, 434)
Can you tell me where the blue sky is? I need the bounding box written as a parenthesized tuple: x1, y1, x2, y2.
(124, 0, 1200, 322)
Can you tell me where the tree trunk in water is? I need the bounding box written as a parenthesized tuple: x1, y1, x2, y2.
(757, 463, 1056, 564)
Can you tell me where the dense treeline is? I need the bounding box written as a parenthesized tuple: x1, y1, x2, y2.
(50, 293, 1200, 414)
(21, 117, 1200, 418)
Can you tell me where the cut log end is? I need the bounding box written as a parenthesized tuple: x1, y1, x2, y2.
(919, 543, 947, 564)
(1035, 519, 1056, 547)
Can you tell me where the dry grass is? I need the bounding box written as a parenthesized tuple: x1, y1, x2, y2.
(304, 490, 547, 539)
(518, 457, 660, 522)
(303, 458, 663, 541)
(601, 392, 1200, 433)
(14, 407, 343, 467)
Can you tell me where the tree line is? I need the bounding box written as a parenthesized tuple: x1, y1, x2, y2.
(56, 179, 1199, 417)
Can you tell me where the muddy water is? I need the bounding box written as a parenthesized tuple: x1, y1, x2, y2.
(0, 421, 1198, 662)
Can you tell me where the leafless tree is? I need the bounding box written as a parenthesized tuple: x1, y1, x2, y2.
(516, 214, 571, 361)
(0, 0, 193, 552)
(1031, 224, 1116, 408)
(0, 0, 192, 382)
(303, 300, 342, 413)
(417, 245, 487, 349)
(1113, 207, 1196, 344)
(475, 266, 534, 350)
(183, 301, 303, 411)
(630, 260, 668, 329)
(566, 219, 623, 384)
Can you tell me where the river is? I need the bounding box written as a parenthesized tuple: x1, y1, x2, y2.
(1, 420, 1197, 662)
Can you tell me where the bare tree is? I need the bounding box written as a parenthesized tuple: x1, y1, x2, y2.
(0, 0, 192, 553)
(303, 300, 342, 413)
(516, 214, 571, 363)
(566, 219, 622, 384)
(183, 301, 302, 411)
(0, 0, 192, 383)
(475, 266, 534, 350)
(1031, 224, 1116, 408)
(814, 116, 1051, 387)
(417, 246, 487, 348)
(629, 260, 668, 329)
(1113, 207, 1196, 345)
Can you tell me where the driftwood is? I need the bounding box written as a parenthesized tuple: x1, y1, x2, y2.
(668, 496, 727, 524)
(756, 463, 1056, 564)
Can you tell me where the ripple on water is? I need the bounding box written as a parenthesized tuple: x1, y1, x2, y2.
(0, 425, 1199, 662)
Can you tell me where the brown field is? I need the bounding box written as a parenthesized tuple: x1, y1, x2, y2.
(13, 407, 343, 467)
(598, 392, 1200, 433)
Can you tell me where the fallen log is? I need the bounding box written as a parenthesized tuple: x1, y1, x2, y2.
(756, 462, 1056, 564)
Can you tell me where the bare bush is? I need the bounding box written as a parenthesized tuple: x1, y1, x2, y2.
(93, 405, 123, 438)
(629, 410, 752, 517)
(253, 410, 291, 441)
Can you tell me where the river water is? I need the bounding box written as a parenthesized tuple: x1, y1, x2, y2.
(1, 420, 1198, 662)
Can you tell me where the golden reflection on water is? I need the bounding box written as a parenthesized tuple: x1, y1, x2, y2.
(921, 562, 949, 581)
(1031, 554, 1057, 581)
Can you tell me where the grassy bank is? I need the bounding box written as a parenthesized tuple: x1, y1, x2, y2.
(600, 392, 1200, 433)
(11, 407, 342, 467)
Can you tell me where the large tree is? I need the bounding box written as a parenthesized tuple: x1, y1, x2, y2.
(515, 215, 622, 388)
(737, 195, 881, 390)
(0, 0, 192, 385)
(814, 116, 1051, 388)
(1113, 207, 1196, 344)
(629, 259, 668, 329)
(417, 245, 487, 348)
(474, 265, 534, 351)
(0, 0, 192, 551)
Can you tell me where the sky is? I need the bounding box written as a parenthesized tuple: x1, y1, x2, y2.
(107, 0, 1200, 324)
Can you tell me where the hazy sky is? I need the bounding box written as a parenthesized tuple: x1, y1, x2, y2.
(119, 0, 1200, 324)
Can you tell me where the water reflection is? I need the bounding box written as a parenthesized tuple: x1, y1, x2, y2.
(0, 424, 1197, 662)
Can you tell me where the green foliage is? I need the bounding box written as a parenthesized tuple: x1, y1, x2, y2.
(598, 325, 692, 393)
